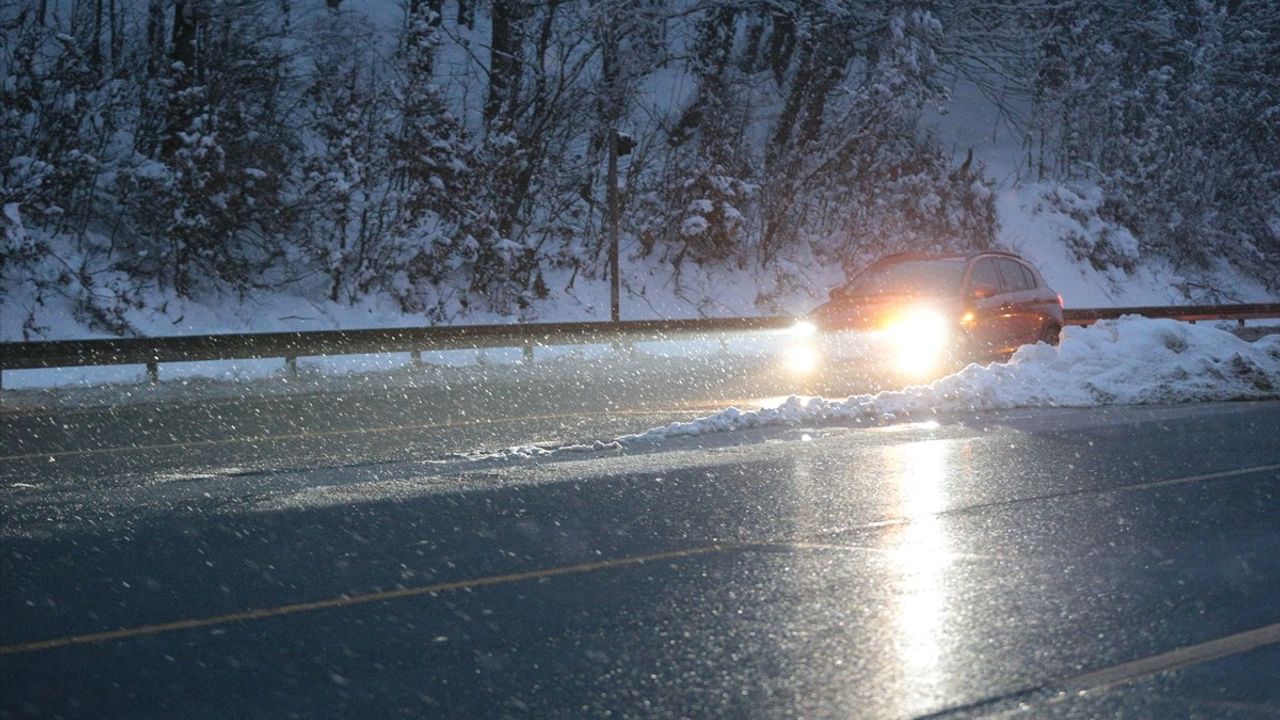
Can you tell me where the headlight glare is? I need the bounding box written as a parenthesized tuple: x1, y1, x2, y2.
(782, 342, 820, 375)
(790, 320, 817, 337)
(885, 307, 950, 376)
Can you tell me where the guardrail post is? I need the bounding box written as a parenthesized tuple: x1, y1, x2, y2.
(146, 360, 159, 384)
(410, 349, 423, 366)
(522, 343, 534, 365)
(1239, 318, 1246, 328)
(285, 356, 298, 377)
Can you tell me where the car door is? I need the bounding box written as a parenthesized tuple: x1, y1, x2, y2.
(964, 258, 1018, 354)
(994, 258, 1042, 347)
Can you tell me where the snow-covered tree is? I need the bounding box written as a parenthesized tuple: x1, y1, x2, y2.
(2, 0, 1275, 335)
(1031, 0, 1280, 289)
(117, 0, 296, 297)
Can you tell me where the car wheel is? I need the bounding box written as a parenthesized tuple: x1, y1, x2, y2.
(951, 330, 982, 366)
(1040, 324, 1061, 346)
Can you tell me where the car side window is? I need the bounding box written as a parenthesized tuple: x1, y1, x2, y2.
(969, 259, 1000, 292)
(995, 259, 1031, 292)
(1018, 263, 1037, 289)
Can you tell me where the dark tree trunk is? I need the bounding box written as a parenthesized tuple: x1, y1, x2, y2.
(697, 6, 736, 87)
(796, 37, 848, 150)
(740, 16, 764, 72)
(485, 0, 523, 130)
(767, 10, 796, 86)
(92, 0, 103, 72)
(109, 0, 122, 74)
(769, 41, 812, 164)
(134, 0, 167, 154)
(146, 0, 166, 76)
(769, 22, 849, 163)
(171, 1, 197, 75)
(762, 18, 852, 263)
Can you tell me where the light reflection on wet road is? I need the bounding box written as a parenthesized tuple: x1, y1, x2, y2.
(885, 439, 953, 715)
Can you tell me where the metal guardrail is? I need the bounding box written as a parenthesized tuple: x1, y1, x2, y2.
(0, 304, 1276, 382)
(0, 317, 797, 377)
(1061, 303, 1280, 325)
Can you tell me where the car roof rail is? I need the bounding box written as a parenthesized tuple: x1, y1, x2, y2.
(977, 249, 1026, 259)
(871, 249, 1023, 265)
(872, 251, 945, 263)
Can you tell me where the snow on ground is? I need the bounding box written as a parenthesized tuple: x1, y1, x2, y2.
(0, 223, 837, 344)
(999, 183, 1276, 307)
(489, 317, 1280, 457)
(7, 179, 1272, 349)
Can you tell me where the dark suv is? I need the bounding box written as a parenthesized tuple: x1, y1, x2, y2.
(797, 251, 1064, 375)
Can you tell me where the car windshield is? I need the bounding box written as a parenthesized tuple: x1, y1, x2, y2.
(842, 259, 966, 297)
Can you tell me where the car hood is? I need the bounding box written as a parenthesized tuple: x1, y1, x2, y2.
(806, 295, 963, 331)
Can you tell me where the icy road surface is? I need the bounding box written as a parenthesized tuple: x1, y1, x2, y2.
(3, 400, 1279, 718)
(2, 319, 1280, 718)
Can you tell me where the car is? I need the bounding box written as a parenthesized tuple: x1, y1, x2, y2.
(785, 251, 1064, 377)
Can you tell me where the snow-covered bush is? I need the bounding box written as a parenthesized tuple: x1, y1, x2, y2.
(1044, 185, 1140, 274)
(671, 165, 756, 264)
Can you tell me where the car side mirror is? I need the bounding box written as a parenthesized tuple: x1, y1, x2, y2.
(969, 283, 998, 299)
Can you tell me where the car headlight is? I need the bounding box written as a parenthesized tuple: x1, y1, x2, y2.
(782, 342, 821, 375)
(884, 307, 951, 376)
(790, 320, 817, 337)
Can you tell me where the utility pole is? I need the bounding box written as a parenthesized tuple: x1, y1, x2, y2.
(604, 22, 621, 324)
(608, 123, 620, 323)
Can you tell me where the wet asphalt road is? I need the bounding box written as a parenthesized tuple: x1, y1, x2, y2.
(1, 359, 1279, 718)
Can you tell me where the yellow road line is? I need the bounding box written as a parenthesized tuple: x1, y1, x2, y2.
(1058, 622, 1280, 693)
(1111, 463, 1280, 493)
(0, 544, 730, 656)
(838, 463, 1280, 532)
(917, 622, 1280, 717)
(6, 466, 1277, 657)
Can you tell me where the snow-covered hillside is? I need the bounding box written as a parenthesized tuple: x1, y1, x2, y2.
(3, 1, 1276, 342)
(928, 79, 1276, 309)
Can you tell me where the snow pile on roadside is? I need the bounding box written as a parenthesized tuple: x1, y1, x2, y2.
(620, 317, 1280, 443)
